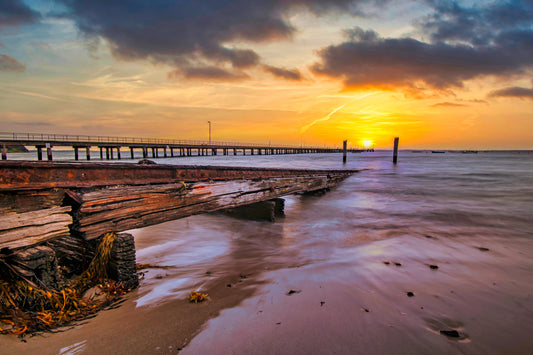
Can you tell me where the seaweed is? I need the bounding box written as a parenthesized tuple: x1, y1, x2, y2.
(0, 232, 132, 336)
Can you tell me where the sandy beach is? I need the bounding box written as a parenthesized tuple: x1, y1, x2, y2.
(3, 230, 533, 354)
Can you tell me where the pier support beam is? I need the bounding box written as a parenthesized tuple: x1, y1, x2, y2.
(116, 147, 121, 160)
(1, 145, 6, 160)
(37, 146, 43, 161)
(86, 147, 91, 160)
(74, 147, 79, 161)
(46, 144, 53, 161)
(130, 147, 135, 159)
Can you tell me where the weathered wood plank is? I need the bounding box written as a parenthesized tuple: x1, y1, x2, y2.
(0, 161, 357, 190)
(72, 175, 338, 240)
(0, 206, 72, 249)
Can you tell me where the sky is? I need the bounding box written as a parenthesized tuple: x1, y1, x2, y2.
(1, 0, 533, 149)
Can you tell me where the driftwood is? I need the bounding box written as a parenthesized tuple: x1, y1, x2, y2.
(0, 206, 72, 249)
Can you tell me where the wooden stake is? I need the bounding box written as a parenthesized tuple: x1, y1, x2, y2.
(393, 137, 399, 164)
(342, 140, 347, 164)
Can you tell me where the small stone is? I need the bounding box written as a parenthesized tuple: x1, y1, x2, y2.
(226, 284, 232, 288)
(407, 292, 415, 297)
(478, 247, 490, 252)
(287, 289, 301, 295)
(320, 301, 325, 307)
(383, 261, 390, 265)
(429, 265, 439, 270)
(440, 330, 460, 338)
(394, 262, 402, 267)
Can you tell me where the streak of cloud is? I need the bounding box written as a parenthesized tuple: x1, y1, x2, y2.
(299, 103, 346, 134)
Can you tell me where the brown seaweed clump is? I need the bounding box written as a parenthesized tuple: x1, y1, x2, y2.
(0, 232, 132, 336)
(189, 291, 209, 303)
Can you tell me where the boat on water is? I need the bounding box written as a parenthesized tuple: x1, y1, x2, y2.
(461, 150, 478, 154)
(431, 150, 446, 154)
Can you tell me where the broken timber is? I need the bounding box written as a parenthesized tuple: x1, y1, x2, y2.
(0, 161, 357, 250)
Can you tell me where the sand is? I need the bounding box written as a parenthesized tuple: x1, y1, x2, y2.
(2, 233, 533, 354)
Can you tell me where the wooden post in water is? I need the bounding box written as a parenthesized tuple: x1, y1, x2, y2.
(393, 137, 399, 164)
(73, 147, 79, 161)
(37, 146, 43, 161)
(46, 143, 53, 161)
(1, 144, 6, 160)
(342, 140, 347, 164)
(86, 147, 91, 160)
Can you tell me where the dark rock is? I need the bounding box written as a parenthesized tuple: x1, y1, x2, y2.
(287, 289, 301, 295)
(440, 330, 460, 338)
(138, 159, 157, 165)
(429, 265, 439, 270)
(478, 247, 490, 252)
(407, 292, 415, 297)
(394, 262, 402, 267)
(383, 261, 390, 265)
(320, 301, 325, 307)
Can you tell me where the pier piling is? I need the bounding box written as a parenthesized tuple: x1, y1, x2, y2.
(343, 140, 347, 164)
(393, 137, 399, 164)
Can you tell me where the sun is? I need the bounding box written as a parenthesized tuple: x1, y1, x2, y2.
(362, 140, 373, 148)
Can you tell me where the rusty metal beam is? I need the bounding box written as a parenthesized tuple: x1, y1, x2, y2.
(0, 161, 357, 191)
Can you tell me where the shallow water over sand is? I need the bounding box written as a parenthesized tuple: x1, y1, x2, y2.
(130, 151, 532, 308)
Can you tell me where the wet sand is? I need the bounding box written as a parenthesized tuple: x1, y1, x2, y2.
(3, 231, 533, 354)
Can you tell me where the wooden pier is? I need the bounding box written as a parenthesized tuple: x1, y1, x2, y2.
(0, 132, 372, 161)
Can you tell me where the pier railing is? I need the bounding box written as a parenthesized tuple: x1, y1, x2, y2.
(0, 132, 326, 149)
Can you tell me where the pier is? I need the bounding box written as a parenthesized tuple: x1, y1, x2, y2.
(0, 132, 372, 161)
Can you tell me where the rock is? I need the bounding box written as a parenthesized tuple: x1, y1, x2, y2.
(429, 265, 439, 270)
(440, 330, 460, 338)
(137, 159, 157, 165)
(287, 289, 301, 295)
(407, 292, 415, 297)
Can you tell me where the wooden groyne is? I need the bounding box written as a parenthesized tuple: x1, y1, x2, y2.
(0, 160, 355, 258)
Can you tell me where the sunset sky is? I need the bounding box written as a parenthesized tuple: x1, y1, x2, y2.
(1, 0, 533, 149)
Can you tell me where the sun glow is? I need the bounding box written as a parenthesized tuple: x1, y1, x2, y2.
(362, 140, 373, 148)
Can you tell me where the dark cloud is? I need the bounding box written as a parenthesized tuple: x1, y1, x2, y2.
(311, 22, 533, 90)
(0, 54, 25, 72)
(263, 65, 302, 80)
(419, 0, 533, 45)
(0, 0, 40, 29)
(56, 0, 381, 80)
(489, 86, 533, 99)
(168, 66, 249, 81)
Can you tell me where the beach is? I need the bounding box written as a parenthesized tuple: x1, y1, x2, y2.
(2, 151, 533, 354)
